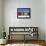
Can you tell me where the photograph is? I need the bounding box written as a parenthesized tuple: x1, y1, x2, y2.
(0, 0, 45, 46)
(17, 8, 31, 19)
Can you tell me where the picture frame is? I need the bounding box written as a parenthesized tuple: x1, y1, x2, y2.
(17, 8, 31, 19)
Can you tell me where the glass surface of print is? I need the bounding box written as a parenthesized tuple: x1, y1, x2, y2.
(17, 8, 31, 19)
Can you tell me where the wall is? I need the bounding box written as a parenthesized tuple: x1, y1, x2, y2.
(45, 0, 46, 40)
(0, 0, 3, 38)
(4, 0, 45, 40)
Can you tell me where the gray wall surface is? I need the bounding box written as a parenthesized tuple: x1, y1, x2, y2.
(45, 0, 46, 40)
(0, 0, 3, 38)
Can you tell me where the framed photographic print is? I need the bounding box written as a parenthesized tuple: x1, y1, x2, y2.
(17, 8, 31, 19)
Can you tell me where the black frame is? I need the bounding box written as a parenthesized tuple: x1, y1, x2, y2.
(17, 8, 31, 19)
